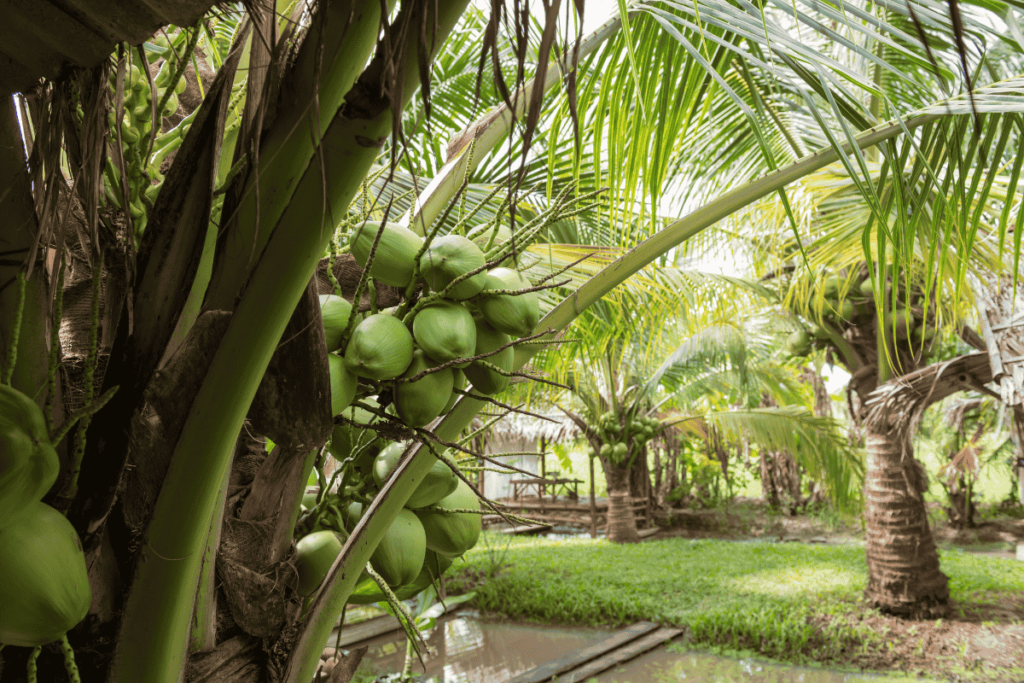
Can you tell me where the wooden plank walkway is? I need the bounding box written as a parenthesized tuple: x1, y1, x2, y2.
(330, 600, 465, 648)
(558, 627, 684, 682)
(501, 523, 554, 535)
(505, 621, 660, 683)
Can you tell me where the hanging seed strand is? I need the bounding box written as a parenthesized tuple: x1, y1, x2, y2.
(61, 635, 82, 683)
(326, 240, 343, 297)
(44, 256, 66, 434)
(26, 646, 41, 683)
(2, 271, 27, 386)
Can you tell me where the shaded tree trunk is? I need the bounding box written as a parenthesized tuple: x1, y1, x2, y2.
(863, 427, 948, 617)
(861, 353, 993, 616)
(600, 452, 644, 543)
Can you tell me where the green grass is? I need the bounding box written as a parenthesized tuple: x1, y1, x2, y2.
(447, 534, 1024, 673)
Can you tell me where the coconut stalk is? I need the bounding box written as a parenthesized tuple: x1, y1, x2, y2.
(203, 0, 387, 310)
(0, 97, 51, 408)
(188, 464, 228, 653)
(109, 1, 473, 680)
(283, 81, 982, 683)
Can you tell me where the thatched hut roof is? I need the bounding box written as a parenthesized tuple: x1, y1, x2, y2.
(483, 410, 581, 445)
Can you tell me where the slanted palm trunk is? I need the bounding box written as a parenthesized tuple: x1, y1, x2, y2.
(861, 352, 993, 617)
(863, 426, 948, 616)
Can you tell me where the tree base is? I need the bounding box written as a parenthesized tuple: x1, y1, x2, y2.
(865, 568, 950, 619)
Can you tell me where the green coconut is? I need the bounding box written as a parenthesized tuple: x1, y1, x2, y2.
(822, 275, 843, 298)
(328, 353, 358, 416)
(809, 323, 830, 340)
(346, 550, 453, 604)
(613, 443, 628, 460)
(372, 442, 459, 509)
(477, 267, 540, 338)
(376, 509, 427, 587)
(466, 223, 513, 252)
(349, 220, 424, 288)
(343, 314, 414, 381)
(0, 385, 59, 531)
(419, 235, 488, 300)
(0, 502, 90, 646)
(415, 479, 481, 557)
(328, 399, 384, 470)
(393, 350, 455, 427)
(886, 310, 914, 339)
(840, 299, 856, 321)
(785, 329, 811, 356)
(463, 317, 513, 395)
(319, 294, 353, 352)
(294, 530, 344, 597)
(344, 503, 427, 587)
(412, 300, 476, 367)
(440, 368, 466, 415)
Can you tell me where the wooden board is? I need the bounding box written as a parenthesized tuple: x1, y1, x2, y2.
(501, 524, 554, 535)
(560, 627, 684, 682)
(505, 621, 660, 683)
(330, 602, 464, 647)
(332, 614, 402, 647)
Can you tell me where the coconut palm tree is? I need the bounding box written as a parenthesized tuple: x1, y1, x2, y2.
(541, 291, 861, 542)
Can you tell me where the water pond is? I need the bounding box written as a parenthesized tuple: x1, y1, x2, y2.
(354, 612, 922, 683)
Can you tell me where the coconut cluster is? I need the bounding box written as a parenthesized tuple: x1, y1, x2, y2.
(587, 411, 662, 465)
(321, 220, 541, 431)
(0, 385, 90, 647)
(783, 270, 937, 359)
(102, 31, 191, 236)
(293, 424, 481, 602)
(292, 219, 541, 604)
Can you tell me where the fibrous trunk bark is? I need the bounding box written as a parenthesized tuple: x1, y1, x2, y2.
(863, 428, 949, 617)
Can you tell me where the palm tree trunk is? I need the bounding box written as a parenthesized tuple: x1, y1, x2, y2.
(863, 426, 948, 616)
(602, 458, 640, 543)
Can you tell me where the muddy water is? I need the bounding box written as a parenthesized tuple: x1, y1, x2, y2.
(358, 614, 916, 682)
(590, 649, 920, 682)
(357, 612, 610, 682)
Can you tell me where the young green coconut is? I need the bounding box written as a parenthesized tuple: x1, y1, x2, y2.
(328, 353, 358, 416)
(476, 267, 540, 338)
(463, 317, 513, 395)
(393, 350, 455, 427)
(0, 502, 90, 646)
(419, 235, 488, 300)
(343, 314, 414, 380)
(372, 442, 459, 509)
(349, 220, 424, 288)
(294, 529, 345, 597)
(411, 300, 476, 367)
(439, 369, 466, 415)
(346, 503, 427, 587)
(319, 294, 353, 352)
(415, 479, 482, 557)
(0, 385, 59, 531)
(466, 223, 512, 252)
(345, 550, 453, 605)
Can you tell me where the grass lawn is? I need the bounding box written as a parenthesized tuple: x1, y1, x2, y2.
(446, 534, 1024, 682)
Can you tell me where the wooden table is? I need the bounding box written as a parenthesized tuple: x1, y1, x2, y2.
(510, 477, 583, 502)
